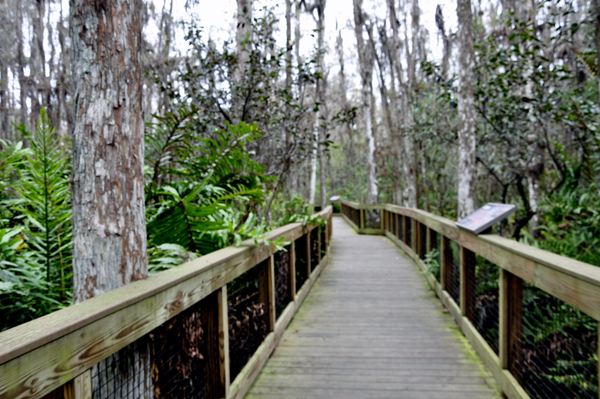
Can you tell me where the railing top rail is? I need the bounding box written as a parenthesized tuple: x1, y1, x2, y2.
(385, 204, 600, 288)
(343, 201, 600, 320)
(0, 206, 333, 367)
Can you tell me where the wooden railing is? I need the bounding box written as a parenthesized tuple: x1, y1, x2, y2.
(0, 207, 333, 399)
(341, 200, 600, 399)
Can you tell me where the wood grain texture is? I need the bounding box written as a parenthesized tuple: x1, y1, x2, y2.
(0, 209, 332, 399)
(383, 204, 600, 320)
(246, 218, 501, 399)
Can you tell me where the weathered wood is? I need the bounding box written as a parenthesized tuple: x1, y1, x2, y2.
(248, 218, 500, 399)
(218, 286, 230, 396)
(72, 371, 90, 399)
(202, 290, 223, 399)
(499, 269, 509, 369)
(0, 209, 332, 399)
(258, 257, 276, 333)
(506, 272, 523, 384)
(382, 203, 600, 321)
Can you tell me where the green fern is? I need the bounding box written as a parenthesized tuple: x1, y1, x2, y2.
(15, 108, 72, 300)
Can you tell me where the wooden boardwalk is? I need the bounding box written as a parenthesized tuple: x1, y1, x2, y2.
(245, 217, 501, 399)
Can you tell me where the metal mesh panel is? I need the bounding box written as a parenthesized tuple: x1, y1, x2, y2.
(274, 247, 291, 319)
(428, 230, 441, 282)
(419, 223, 427, 261)
(364, 209, 381, 229)
(90, 301, 209, 399)
(397, 214, 404, 241)
(405, 217, 413, 248)
(467, 255, 499, 354)
(320, 224, 327, 258)
(512, 283, 598, 399)
(294, 236, 308, 292)
(445, 239, 461, 306)
(228, 265, 268, 382)
(310, 228, 319, 271)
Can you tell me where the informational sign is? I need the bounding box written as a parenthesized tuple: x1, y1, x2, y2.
(330, 195, 341, 202)
(456, 203, 516, 235)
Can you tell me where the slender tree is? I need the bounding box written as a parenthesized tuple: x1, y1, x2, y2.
(353, 0, 378, 205)
(456, 0, 476, 218)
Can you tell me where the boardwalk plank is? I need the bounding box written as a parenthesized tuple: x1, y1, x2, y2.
(245, 217, 501, 398)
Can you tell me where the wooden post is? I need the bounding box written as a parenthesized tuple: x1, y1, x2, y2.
(460, 246, 476, 319)
(289, 241, 296, 301)
(218, 286, 230, 396)
(441, 236, 449, 291)
(64, 370, 91, 399)
(258, 256, 276, 332)
(499, 269, 523, 382)
(202, 288, 229, 398)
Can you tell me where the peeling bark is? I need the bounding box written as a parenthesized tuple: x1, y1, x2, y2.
(70, 0, 149, 394)
(69, 0, 148, 300)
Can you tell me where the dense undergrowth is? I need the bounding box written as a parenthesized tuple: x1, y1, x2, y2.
(0, 108, 318, 332)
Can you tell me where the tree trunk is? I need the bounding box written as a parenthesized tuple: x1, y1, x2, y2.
(316, 0, 327, 209)
(335, 32, 355, 165)
(70, 0, 148, 301)
(353, 0, 378, 205)
(456, 0, 477, 218)
(70, 0, 149, 395)
(236, 0, 252, 85)
(16, 0, 28, 130)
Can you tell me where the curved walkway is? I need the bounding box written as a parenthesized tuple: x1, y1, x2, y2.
(245, 217, 501, 399)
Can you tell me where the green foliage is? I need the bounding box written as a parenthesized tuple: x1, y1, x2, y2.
(15, 109, 72, 296)
(0, 109, 72, 330)
(528, 178, 600, 266)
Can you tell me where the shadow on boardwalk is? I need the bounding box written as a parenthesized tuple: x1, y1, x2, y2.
(245, 216, 501, 399)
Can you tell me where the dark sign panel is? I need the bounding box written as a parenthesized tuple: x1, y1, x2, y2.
(456, 203, 517, 235)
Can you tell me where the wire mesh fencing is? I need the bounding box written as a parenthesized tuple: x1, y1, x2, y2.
(405, 217, 413, 249)
(294, 235, 308, 292)
(320, 224, 327, 259)
(364, 209, 381, 229)
(419, 223, 427, 261)
(510, 282, 598, 399)
(341, 204, 361, 227)
(465, 255, 499, 354)
(89, 299, 212, 399)
(310, 227, 319, 271)
(227, 264, 268, 382)
(444, 239, 461, 306)
(274, 247, 292, 319)
(427, 230, 441, 282)
(397, 214, 404, 241)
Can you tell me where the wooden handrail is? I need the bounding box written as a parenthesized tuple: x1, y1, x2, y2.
(0, 206, 333, 399)
(340, 200, 600, 399)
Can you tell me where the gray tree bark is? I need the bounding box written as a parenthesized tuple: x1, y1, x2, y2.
(456, 0, 477, 218)
(236, 0, 253, 85)
(70, 0, 150, 395)
(353, 0, 378, 205)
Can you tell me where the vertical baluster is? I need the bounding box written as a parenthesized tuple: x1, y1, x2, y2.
(258, 256, 276, 333)
(499, 269, 523, 383)
(202, 286, 230, 398)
